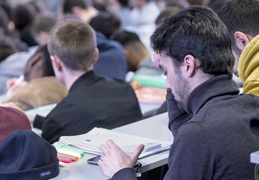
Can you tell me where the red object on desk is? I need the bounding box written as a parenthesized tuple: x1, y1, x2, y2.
(58, 156, 73, 163)
(135, 87, 166, 103)
(57, 152, 79, 163)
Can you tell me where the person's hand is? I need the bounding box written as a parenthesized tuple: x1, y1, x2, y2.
(98, 139, 144, 178)
(6, 78, 27, 91)
(6, 78, 18, 90)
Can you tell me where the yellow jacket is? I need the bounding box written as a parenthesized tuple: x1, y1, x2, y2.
(238, 35, 259, 95)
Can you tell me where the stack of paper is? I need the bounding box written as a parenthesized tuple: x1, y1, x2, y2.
(59, 128, 171, 158)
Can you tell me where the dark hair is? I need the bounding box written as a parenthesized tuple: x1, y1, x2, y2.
(48, 19, 96, 71)
(89, 12, 121, 38)
(31, 15, 56, 35)
(218, 0, 259, 49)
(0, 35, 17, 62)
(150, 5, 234, 77)
(0, 6, 10, 36)
(40, 45, 55, 77)
(155, 7, 182, 26)
(23, 44, 55, 81)
(110, 30, 140, 46)
(62, 0, 89, 14)
(206, 0, 227, 13)
(118, 0, 129, 7)
(12, 5, 34, 30)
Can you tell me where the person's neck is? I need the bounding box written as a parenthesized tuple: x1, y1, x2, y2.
(189, 71, 215, 94)
(64, 68, 92, 90)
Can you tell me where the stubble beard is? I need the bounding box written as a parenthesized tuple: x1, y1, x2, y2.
(174, 71, 190, 111)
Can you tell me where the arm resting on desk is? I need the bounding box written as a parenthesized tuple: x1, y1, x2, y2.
(33, 115, 45, 129)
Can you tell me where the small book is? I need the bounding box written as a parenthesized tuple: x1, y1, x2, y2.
(59, 127, 171, 158)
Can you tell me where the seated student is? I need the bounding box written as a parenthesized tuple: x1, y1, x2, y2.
(61, 0, 127, 81)
(97, 6, 259, 179)
(89, 11, 121, 39)
(12, 4, 38, 47)
(3, 45, 68, 111)
(110, 30, 151, 73)
(218, 0, 259, 94)
(0, 35, 32, 94)
(20, 19, 142, 144)
(0, 106, 31, 142)
(31, 15, 56, 46)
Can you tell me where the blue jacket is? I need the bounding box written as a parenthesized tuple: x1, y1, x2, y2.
(94, 32, 127, 81)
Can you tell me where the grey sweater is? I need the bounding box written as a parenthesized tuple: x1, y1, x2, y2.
(112, 75, 259, 180)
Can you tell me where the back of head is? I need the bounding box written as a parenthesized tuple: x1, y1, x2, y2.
(31, 15, 56, 36)
(12, 4, 34, 30)
(150, 5, 234, 77)
(111, 30, 148, 71)
(89, 12, 121, 38)
(111, 30, 141, 46)
(48, 18, 96, 71)
(0, 6, 11, 36)
(0, 130, 59, 179)
(218, 0, 259, 49)
(155, 7, 183, 27)
(0, 107, 31, 142)
(118, 0, 130, 7)
(24, 44, 55, 81)
(62, 0, 89, 14)
(0, 35, 17, 62)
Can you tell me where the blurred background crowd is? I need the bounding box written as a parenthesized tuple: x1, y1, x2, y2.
(0, 0, 229, 110)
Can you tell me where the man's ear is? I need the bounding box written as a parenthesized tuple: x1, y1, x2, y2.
(51, 55, 62, 72)
(92, 48, 99, 65)
(183, 55, 196, 77)
(234, 31, 251, 50)
(124, 48, 130, 59)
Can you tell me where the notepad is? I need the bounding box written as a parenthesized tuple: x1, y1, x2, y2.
(59, 128, 171, 158)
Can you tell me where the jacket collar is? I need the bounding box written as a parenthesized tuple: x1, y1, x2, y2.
(186, 75, 239, 115)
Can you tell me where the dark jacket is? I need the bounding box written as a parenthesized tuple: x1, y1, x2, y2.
(112, 75, 259, 180)
(94, 32, 127, 81)
(33, 70, 142, 143)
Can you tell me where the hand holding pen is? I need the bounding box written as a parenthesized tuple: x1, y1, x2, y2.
(6, 75, 26, 96)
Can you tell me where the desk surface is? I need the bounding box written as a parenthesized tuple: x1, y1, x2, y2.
(53, 112, 172, 180)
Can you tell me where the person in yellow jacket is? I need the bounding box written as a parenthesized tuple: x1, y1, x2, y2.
(238, 35, 259, 95)
(218, 0, 259, 94)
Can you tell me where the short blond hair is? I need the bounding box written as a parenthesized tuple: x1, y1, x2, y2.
(48, 18, 96, 71)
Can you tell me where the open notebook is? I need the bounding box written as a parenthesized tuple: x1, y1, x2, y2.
(59, 127, 171, 159)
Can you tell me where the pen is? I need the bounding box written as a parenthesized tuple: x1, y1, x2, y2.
(6, 75, 25, 96)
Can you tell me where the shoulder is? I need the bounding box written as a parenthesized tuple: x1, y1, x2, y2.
(175, 122, 208, 145)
